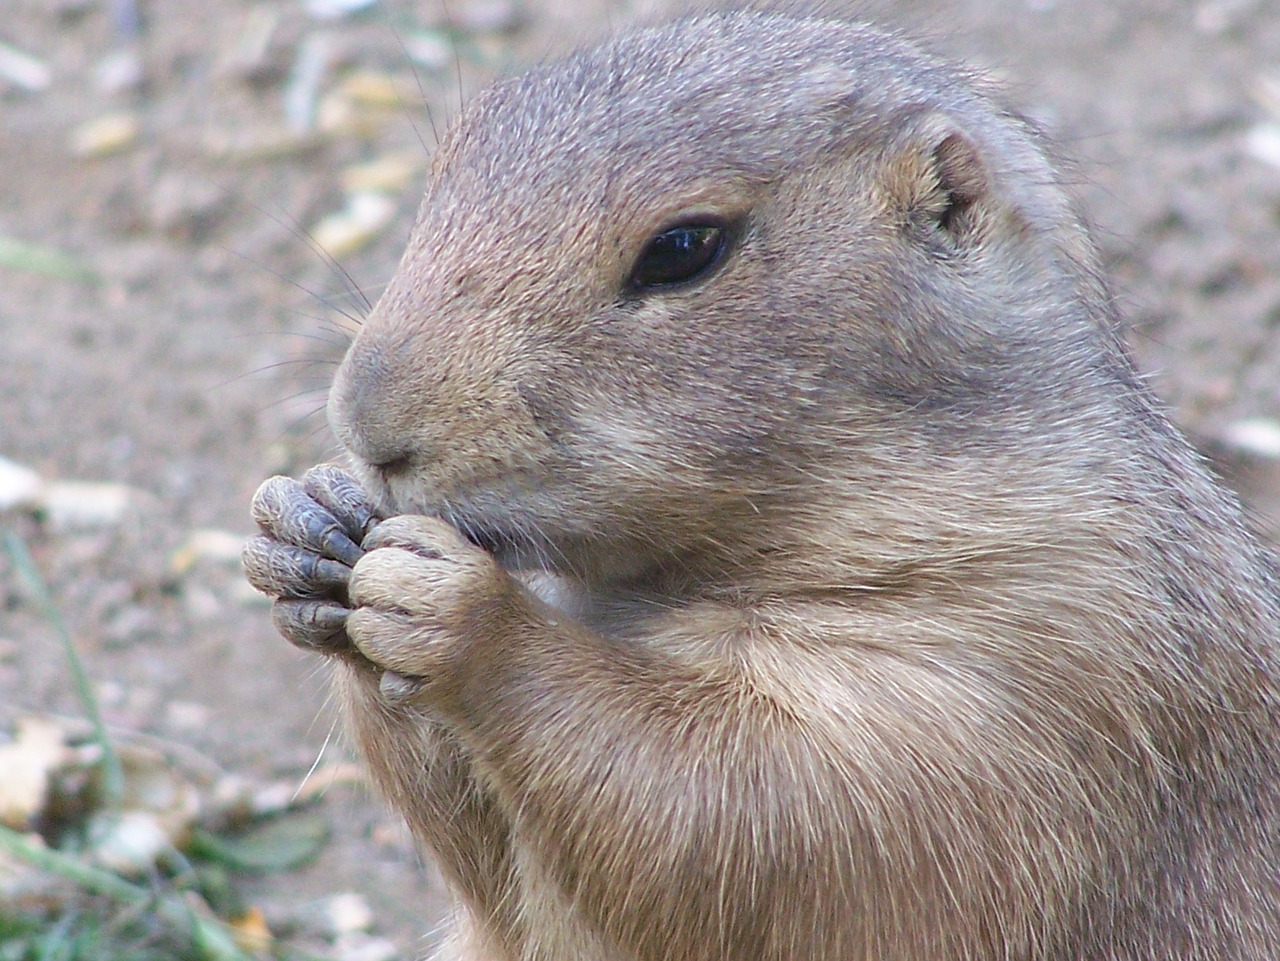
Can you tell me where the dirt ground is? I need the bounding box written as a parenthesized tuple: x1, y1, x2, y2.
(3, 0, 1279, 955)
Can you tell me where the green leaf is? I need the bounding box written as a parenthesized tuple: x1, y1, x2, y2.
(188, 814, 329, 874)
(0, 236, 100, 284)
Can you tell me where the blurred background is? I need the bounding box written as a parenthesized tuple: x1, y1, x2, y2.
(1, 0, 1278, 957)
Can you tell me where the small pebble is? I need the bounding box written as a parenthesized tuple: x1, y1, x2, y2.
(165, 700, 212, 733)
(0, 457, 44, 511)
(86, 810, 172, 875)
(69, 112, 141, 159)
(1244, 123, 1280, 170)
(334, 70, 404, 109)
(304, 0, 378, 20)
(0, 40, 52, 92)
(41, 480, 135, 530)
(322, 892, 376, 935)
(311, 192, 398, 257)
(315, 71, 409, 137)
(333, 933, 399, 961)
(95, 47, 144, 94)
(1219, 417, 1280, 460)
(202, 126, 319, 162)
(340, 153, 423, 193)
(171, 528, 248, 574)
(0, 718, 67, 830)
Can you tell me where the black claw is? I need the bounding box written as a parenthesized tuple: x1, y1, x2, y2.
(272, 598, 350, 653)
(303, 465, 382, 543)
(250, 476, 364, 566)
(242, 534, 352, 600)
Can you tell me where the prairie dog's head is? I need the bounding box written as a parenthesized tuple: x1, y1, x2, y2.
(329, 12, 1115, 582)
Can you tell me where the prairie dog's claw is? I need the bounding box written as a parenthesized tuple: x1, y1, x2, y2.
(303, 465, 382, 544)
(242, 534, 352, 600)
(250, 475, 364, 567)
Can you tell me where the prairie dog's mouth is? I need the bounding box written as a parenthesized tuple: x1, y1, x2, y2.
(344, 457, 567, 572)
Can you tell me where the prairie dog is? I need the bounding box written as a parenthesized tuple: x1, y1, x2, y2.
(243, 10, 1280, 961)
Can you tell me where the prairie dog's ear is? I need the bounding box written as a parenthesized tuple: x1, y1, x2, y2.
(881, 114, 992, 246)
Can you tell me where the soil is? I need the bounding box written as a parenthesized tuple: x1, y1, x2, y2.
(2, 0, 1278, 955)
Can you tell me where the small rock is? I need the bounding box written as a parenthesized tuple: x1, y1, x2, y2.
(316, 70, 407, 136)
(311, 192, 398, 257)
(202, 125, 319, 162)
(341, 152, 423, 194)
(86, 810, 172, 875)
(163, 701, 213, 742)
(324, 892, 375, 935)
(0, 717, 68, 830)
(69, 112, 141, 158)
(1219, 418, 1280, 460)
(171, 528, 248, 574)
(1244, 123, 1280, 170)
(0, 457, 44, 511)
(304, 0, 378, 19)
(284, 893, 376, 940)
(333, 932, 400, 961)
(96, 680, 127, 708)
(0, 40, 52, 92)
(247, 781, 299, 817)
(95, 46, 144, 94)
(41, 480, 135, 531)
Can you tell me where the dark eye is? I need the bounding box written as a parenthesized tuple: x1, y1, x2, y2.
(630, 222, 728, 291)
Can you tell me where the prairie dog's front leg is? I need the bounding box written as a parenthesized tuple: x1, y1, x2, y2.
(241, 468, 521, 956)
(345, 518, 1130, 961)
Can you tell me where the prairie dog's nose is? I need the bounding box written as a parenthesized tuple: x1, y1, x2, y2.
(328, 337, 418, 470)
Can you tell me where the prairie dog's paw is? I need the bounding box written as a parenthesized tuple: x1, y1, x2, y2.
(242, 465, 382, 656)
(347, 516, 516, 701)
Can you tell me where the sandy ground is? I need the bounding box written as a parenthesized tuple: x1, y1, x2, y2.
(2, 0, 1278, 954)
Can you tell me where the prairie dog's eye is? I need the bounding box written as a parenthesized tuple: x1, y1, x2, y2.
(630, 222, 729, 291)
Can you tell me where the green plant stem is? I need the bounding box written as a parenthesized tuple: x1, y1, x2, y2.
(0, 824, 257, 961)
(3, 528, 125, 807)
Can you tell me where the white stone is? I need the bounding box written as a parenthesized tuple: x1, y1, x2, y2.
(0, 457, 44, 511)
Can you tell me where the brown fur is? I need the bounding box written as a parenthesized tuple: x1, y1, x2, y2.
(317, 11, 1280, 961)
